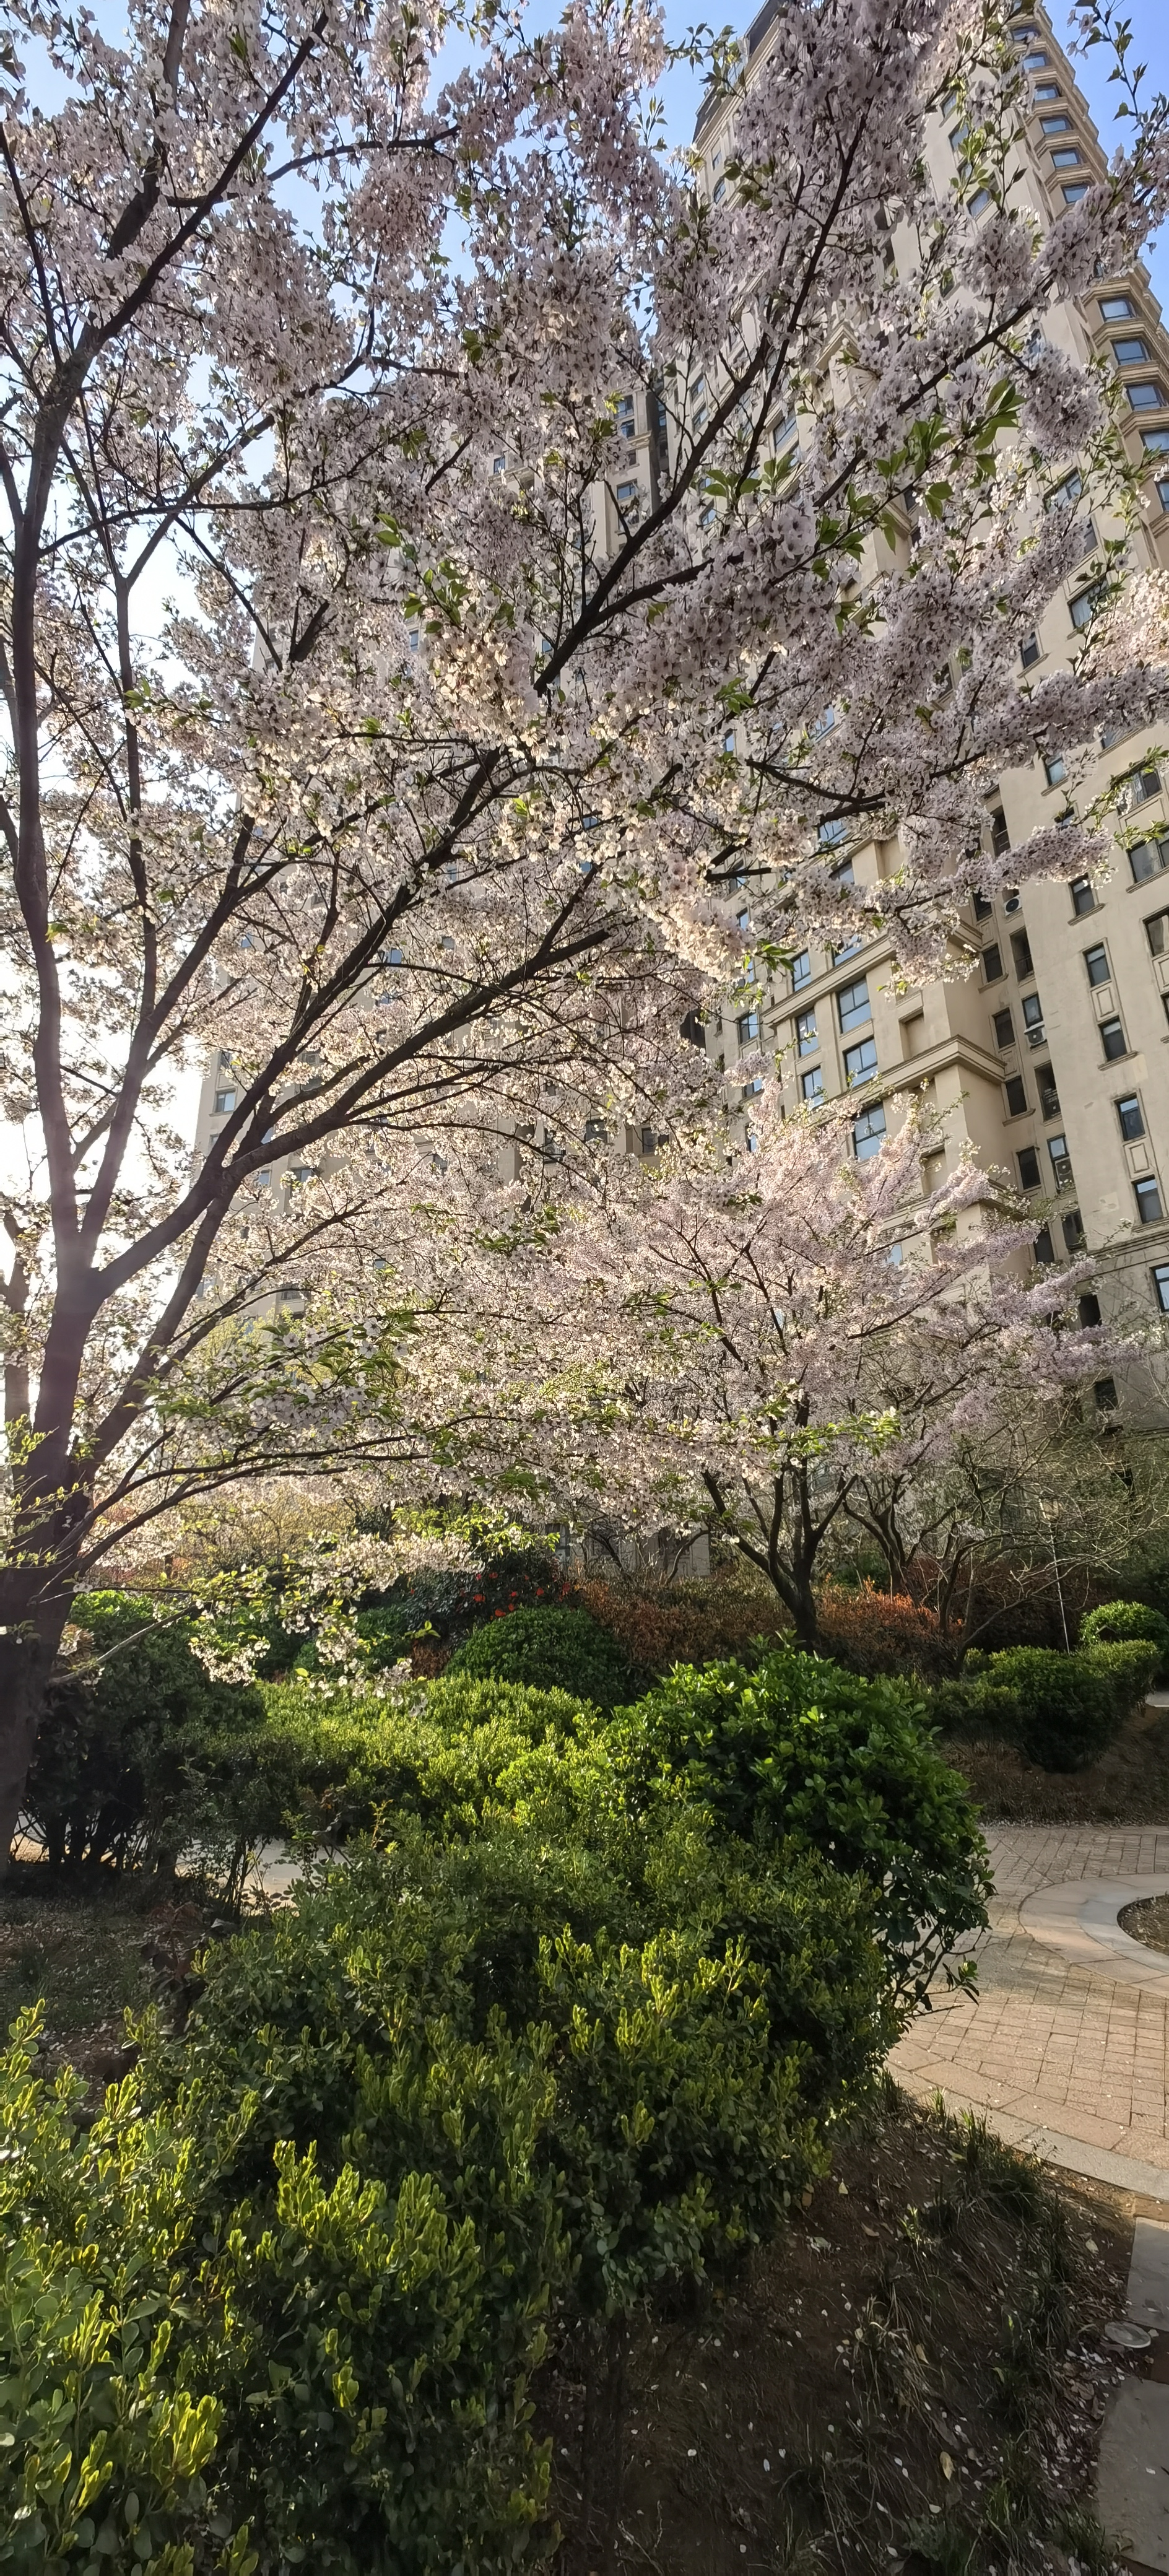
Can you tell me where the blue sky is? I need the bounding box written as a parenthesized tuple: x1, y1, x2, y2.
(650, 0, 1169, 310)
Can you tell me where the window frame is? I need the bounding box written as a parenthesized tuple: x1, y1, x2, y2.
(836, 975, 872, 1033)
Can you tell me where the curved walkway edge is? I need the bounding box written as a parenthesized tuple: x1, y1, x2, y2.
(890, 1826, 1169, 2201)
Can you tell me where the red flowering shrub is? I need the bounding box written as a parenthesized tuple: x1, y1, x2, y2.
(814, 1583, 952, 1679)
(575, 1577, 784, 1681)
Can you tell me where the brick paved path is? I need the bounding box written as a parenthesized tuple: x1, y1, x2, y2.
(891, 1827, 1169, 2187)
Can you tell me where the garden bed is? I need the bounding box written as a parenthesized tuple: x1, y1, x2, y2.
(946, 1699, 1169, 1824)
(544, 2083, 1130, 2576)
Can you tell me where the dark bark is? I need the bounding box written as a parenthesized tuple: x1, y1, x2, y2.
(0, 1614, 67, 1871)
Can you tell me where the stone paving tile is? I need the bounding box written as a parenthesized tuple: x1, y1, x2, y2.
(889, 1826, 1169, 2170)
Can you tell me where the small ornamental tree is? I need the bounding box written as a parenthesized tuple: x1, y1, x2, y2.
(459, 1095, 1107, 1647)
(2, 0, 1168, 1855)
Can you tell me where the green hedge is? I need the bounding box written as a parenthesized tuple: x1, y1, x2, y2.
(606, 1648, 989, 2005)
(1080, 1599, 1169, 1678)
(446, 1604, 636, 1707)
(932, 1637, 1158, 1771)
(2, 1625, 993, 2567)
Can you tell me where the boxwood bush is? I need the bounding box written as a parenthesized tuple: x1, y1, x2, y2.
(445, 1605, 635, 1707)
(606, 1648, 989, 2004)
(1080, 1598, 1169, 1678)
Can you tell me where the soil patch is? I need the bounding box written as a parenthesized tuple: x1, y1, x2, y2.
(543, 2082, 1136, 2576)
(0, 1860, 222, 2097)
(1119, 1892, 1169, 1956)
(945, 1699, 1169, 1823)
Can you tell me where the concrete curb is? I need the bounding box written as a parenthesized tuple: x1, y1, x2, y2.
(895, 2073, 1169, 2202)
(1019, 1874, 1169, 1996)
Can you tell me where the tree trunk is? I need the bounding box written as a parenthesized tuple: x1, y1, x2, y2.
(0, 1609, 70, 1874)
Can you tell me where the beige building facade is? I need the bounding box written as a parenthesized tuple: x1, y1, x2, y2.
(676, 0, 1169, 1412)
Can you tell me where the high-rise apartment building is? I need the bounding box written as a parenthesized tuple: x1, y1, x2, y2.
(680, 0, 1169, 1417)
(192, 0, 1169, 1409)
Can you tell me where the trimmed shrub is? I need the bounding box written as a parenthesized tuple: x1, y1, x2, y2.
(25, 1591, 266, 1871)
(1083, 1635, 1161, 1715)
(814, 1582, 952, 1679)
(257, 1673, 606, 1845)
(607, 1648, 989, 2004)
(446, 1605, 635, 1708)
(980, 1646, 1118, 1773)
(1080, 1599, 1169, 1677)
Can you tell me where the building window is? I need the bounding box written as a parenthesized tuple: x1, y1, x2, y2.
(1079, 1292, 1102, 1326)
(983, 941, 1005, 982)
(1146, 911, 1169, 954)
(992, 1006, 1015, 1048)
(1084, 942, 1110, 988)
(1152, 1263, 1169, 1312)
(737, 1010, 759, 1045)
(1040, 115, 1071, 135)
(1136, 1175, 1164, 1224)
(837, 977, 871, 1031)
(1011, 929, 1035, 979)
(1021, 990, 1046, 1045)
(818, 816, 850, 850)
(844, 1037, 877, 1086)
(1048, 1133, 1074, 1187)
(1044, 752, 1067, 787)
(1017, 1145, 1041, 1190)
(1113, 336, 1151, 367)
(615, 479, 641, 524)
(1130, 837, 1169, 884)
(796, 1008, 818, 1055)
(801, 1066, 824, 1103)
(1038, 1068, 1061, 1120)
(1020, 631, 1041, 669)
(1023, 50, 1048, 69)
(969, 188, 991, 217)
(584, 1117, 609, 1144)
(1128, 765, 1163, 807)
(1101, 1017, 1127, 1061)
(973, 890, 994, 920)
(1157, 479, 1169, 514)
(1128, 384, 1168, 412)
(1117, 1093, 1145, 1141)
(1070, 876, 1095, 915)
(989, 808, 1010, 858)
(1100, 295, 1136, 321)
(790, 949, 811, 989)
(1094, 1377, 1119, 1411)
(853, 1102, 887, 1160)
(1070, 582, 1105, 630)
(1063, 1209, 1085, 1251)
(213, 1089, 236, 1115)
(1051, 147, 1082, 170)
(615, 393, 636, 438)
(1034, 1223, 1055, 1263)
(1062, 183, 1089, 204)
(1142, 427, 1169, 455)
(1004, 1074, 1028, 1116)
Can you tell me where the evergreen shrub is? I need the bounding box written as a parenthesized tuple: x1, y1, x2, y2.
(445, 1604, 635, 1707)
(1080, 1599, 1169, 1677)
(607, 1648, 989, 2003)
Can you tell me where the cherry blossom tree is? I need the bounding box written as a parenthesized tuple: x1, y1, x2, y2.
(443, 1094, 1110, 1648)
(2, 0, 1168, 1855)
